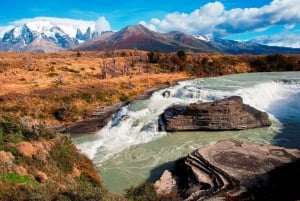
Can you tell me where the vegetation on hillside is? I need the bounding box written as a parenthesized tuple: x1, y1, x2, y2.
(0, 114, 122, 201)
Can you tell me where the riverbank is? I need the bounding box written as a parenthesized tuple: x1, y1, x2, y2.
(1, 51, 299, 132)
(80, 71, 300, 195)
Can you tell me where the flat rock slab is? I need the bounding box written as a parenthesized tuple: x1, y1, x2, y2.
(155, 140, 300, 200)
(162, 96, 271, 131)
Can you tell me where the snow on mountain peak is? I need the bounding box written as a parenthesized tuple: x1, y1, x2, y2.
(26, 20, 55, 33)
(25, 20, 67, 39)
(12, 26, 23, 38)
(194, 34, 213, 42)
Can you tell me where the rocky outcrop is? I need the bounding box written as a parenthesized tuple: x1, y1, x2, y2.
(155, 140, 300, 200)
(162, 96, 271, 131)
(60, 102, 125, 135)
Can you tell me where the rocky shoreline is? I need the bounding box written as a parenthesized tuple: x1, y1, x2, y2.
(57, 102, 126, 135)
(155, 139, 300, 200)
(56, 79, 188, 136)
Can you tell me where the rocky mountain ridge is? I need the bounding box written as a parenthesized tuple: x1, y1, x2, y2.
(76, 24, 300, 54)
(1, 22, 300, 54)
(0, 20, 98, 52)
(76, 24, 218, 53)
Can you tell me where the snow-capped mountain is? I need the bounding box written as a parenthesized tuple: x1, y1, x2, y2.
(194, 35, 213, 42)
(2, 21, 300, 54)
(194, 34, 300, 54)
(0, 20, 98, 52)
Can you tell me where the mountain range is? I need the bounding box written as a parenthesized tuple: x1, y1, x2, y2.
(1, 20, 300, 54)
(0, 20, 98, 52)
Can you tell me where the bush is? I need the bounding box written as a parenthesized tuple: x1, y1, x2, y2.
(177, 50, 186, 61)
(125, 183, 158, 201)
(49, 136, 77, 173)
(148, 52, 160, 63)
(119, 94, 129, 102)
(1, 173, 37, 185)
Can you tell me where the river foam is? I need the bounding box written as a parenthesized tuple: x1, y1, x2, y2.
(74, 72, 300, 166)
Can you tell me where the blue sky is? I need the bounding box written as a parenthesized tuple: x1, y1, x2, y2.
(1, 0, 300, 47)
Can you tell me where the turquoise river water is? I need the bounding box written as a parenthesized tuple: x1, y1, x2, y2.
(73, 72, 300, 194)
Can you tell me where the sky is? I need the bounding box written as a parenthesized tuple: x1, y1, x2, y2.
(0, 0, 300, 47)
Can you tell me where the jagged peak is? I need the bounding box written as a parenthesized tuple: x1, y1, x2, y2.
(76, 28, 83, 36)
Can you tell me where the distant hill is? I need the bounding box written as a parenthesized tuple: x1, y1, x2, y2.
(209, 37, 300, 55)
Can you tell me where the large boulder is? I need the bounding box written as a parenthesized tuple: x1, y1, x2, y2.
(155, 140, 300, 200)
(162, 96, 271, 131)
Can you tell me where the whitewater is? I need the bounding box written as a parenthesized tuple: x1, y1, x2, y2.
(73, 71, 300, 194)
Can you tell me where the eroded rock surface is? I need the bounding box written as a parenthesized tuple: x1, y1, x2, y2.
(162, 96, 271, 131)
(60, 102, 124, 135)
(155, 140, 300, 200)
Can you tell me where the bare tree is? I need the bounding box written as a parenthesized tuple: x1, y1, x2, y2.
(110, 50, 117, 77)
(99, 54, 107, 79)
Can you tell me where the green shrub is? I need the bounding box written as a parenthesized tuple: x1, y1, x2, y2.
(148, 52, 160, 63)
(119, 94, 129, 102)
(177, 50, 186, 61)
(59, 66, 80, 74)
(49, 136, 76, 173)
(125, 182, 181, 201)
(0, 115, 25, 144)
(125, 183, 158, 201)
(1, 173, 37, 185)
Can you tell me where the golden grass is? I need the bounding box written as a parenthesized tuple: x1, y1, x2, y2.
(1, 51, 299, 127)
(0, 51, 190, 126)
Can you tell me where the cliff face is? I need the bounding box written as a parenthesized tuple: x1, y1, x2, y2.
(162, 96, 271, 131)
(155, 140, 300, 201)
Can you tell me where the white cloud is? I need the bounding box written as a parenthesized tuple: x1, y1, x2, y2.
(139, 21, 157, 31)
(143, 0, 300, 37)
(250, 34, 300, 48)
(1, 16, 111, 38)
(95, 16, 111, 33)
(284, 24, 296, 29)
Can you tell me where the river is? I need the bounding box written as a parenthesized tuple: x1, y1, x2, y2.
(73, 71, 300, 194)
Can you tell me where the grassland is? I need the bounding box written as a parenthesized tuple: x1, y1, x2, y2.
(1, 51, 299, 128)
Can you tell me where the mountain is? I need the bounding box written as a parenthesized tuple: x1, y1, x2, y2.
(76, 24, 218, 53)
(0, 20, 98, 52)
(208, 37, 300, 54)
(2, 22, 300, 54)
(76, 24, 300, 54)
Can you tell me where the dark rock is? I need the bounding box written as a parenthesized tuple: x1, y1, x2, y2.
(155, 140, 300, 200)
(162, 90, 171, 98)
(162, 96, 271, 131)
